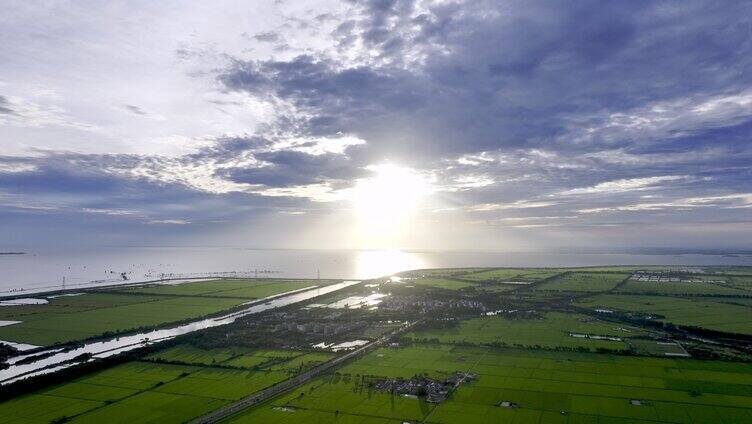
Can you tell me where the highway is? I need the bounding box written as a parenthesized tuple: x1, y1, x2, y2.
(190, 319, 423, 424)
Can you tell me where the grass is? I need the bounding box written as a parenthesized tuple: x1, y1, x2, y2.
(225, 344, 752, 424)
(537, 272, 629, 292)
(404, 312, 642, 351)
(0, 280, 318, 345)
(576, 294, 752, 335)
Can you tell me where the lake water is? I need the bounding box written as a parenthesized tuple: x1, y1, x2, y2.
(1, 247, 750, 296)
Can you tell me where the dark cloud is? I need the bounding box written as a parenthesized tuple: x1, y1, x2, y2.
(0, 95, 16, 114)
(252, 31, 281, 43)
(122, 104, 147, 115)
(3, 1, 752, 249)
(220, 0, 752, 162)
(220, 149, 365, 187)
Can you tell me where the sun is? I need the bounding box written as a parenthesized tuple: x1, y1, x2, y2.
(351, 164, 432, 247)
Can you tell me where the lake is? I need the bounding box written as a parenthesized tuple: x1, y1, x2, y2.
(1, 247, 750, 296)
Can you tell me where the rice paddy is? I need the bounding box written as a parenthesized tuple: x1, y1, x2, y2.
(224, 344, 752, 423)
(576, 294, 752, 335)
(537, 272, 629, 292)
(404, 312, 643, 352)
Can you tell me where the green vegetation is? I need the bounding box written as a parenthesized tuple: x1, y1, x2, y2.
(537, 272, 629, 292)
(407, 277, 479, 290)
(0, 279, 316, 345)
(4, 266, 752, 424)
(0, 361, 290, 424)
(616, 280, 748, 295)
(115, 279, 315, 298)
(462, 268, 562, 282)
(226, 344, 752, 424)
(576, 294, 752, 335)
(0, 344, 337, 423)
(405, 312, 641, 352)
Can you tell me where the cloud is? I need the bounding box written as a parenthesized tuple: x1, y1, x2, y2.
(2, 1, 752, 249)
(0, 95, 16, 115)
(252, 31, 281, 43)
(558, 176, 688, 196)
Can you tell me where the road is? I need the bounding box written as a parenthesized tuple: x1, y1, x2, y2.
(190, 319, 423, 424)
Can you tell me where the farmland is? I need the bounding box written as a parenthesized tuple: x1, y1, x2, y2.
(0, 279, 316, 345)
(225, 344, 752, 423)
(0, 344, 337, 423)
(2, 266, 752, 424)
(537, 272, 629, 292)
(461, 268, 563, 282)
(404, 312, 641, 352)
(616, 280, 749, 296)
(407, 277, 479, 291)
(576, 294, 752, 335)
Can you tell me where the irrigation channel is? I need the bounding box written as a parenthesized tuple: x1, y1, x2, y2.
(191, 319, 423, 424)
(0, 280, 361, 385)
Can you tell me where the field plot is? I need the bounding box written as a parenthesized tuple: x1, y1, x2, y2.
(576, 294, 752, 335)
(227, 344, 752, 424)
(0, 280, 317, 346)
(629, 339, 690, 357)
(616, 280, 748, 295)
(0, 361, 291, 424)
(462, 268, 563, 282)
(473, 284, 519, 293)
(727, 276, 752, 292)
(406, 278, 479, 290)
(402, 268, 491, 278)
(116, 279, 315, 298)
(537, 272, 629, 292)
(266, 352, 334, 372)
(404, 312, 639, 351)
(146, 345, 253, 365)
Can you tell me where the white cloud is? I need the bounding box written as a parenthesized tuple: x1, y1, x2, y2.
(579, 193, 752, 213)
(558, 176, 687, 196)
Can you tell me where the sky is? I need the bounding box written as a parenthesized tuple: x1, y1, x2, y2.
(1, 0, 751, 252)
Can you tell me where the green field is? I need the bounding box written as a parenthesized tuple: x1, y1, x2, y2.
(0, 361, 291, 424)
(576, 294, 752, 335)
(226, 344, 752, 423)
(406, 278, 479, 290)
(538, 272, 629, 292)
(616, 280, 748, 295)
(404, 312, 642, 351)
(115, 279, 315, 298)
(0, 279, 317, 345)
(462, 268, 563, 282)
(0, 343, 338, 423)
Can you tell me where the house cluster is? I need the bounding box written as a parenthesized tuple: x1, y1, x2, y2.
(380, 295, 486, 313)
(631, 271, 724, 284)
(272, 321, 366, 336)
(371, 372, 476, 403)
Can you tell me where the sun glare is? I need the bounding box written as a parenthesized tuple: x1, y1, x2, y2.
(351, 164, 432, 247)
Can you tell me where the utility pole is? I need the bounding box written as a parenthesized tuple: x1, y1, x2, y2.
(62, 276, 66, 290)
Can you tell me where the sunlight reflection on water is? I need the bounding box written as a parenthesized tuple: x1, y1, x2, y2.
(355, 250, 425, 279)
